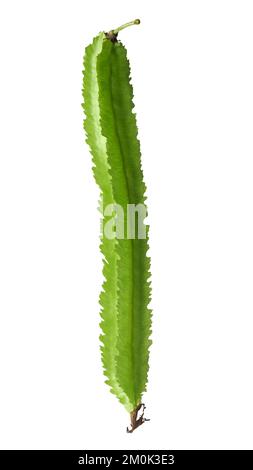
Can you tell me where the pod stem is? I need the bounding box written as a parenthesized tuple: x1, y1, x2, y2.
(113, 19, 140, 35)
(126, 403, 150, 433)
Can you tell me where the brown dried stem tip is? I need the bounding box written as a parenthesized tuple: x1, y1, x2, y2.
(127, 403, 150, 433)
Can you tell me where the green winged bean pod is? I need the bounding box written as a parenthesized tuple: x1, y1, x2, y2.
(82, 20, 152, 432)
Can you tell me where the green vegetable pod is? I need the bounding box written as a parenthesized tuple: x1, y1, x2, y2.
(82, 19, 152, 432)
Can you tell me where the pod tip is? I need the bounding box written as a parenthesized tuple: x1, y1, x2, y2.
(112, 19, 141, 35)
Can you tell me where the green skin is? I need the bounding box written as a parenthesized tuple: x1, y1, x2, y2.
(82, 20, 152, 432)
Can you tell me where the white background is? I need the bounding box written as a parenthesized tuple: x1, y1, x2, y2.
(0, 0, 253, 450)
